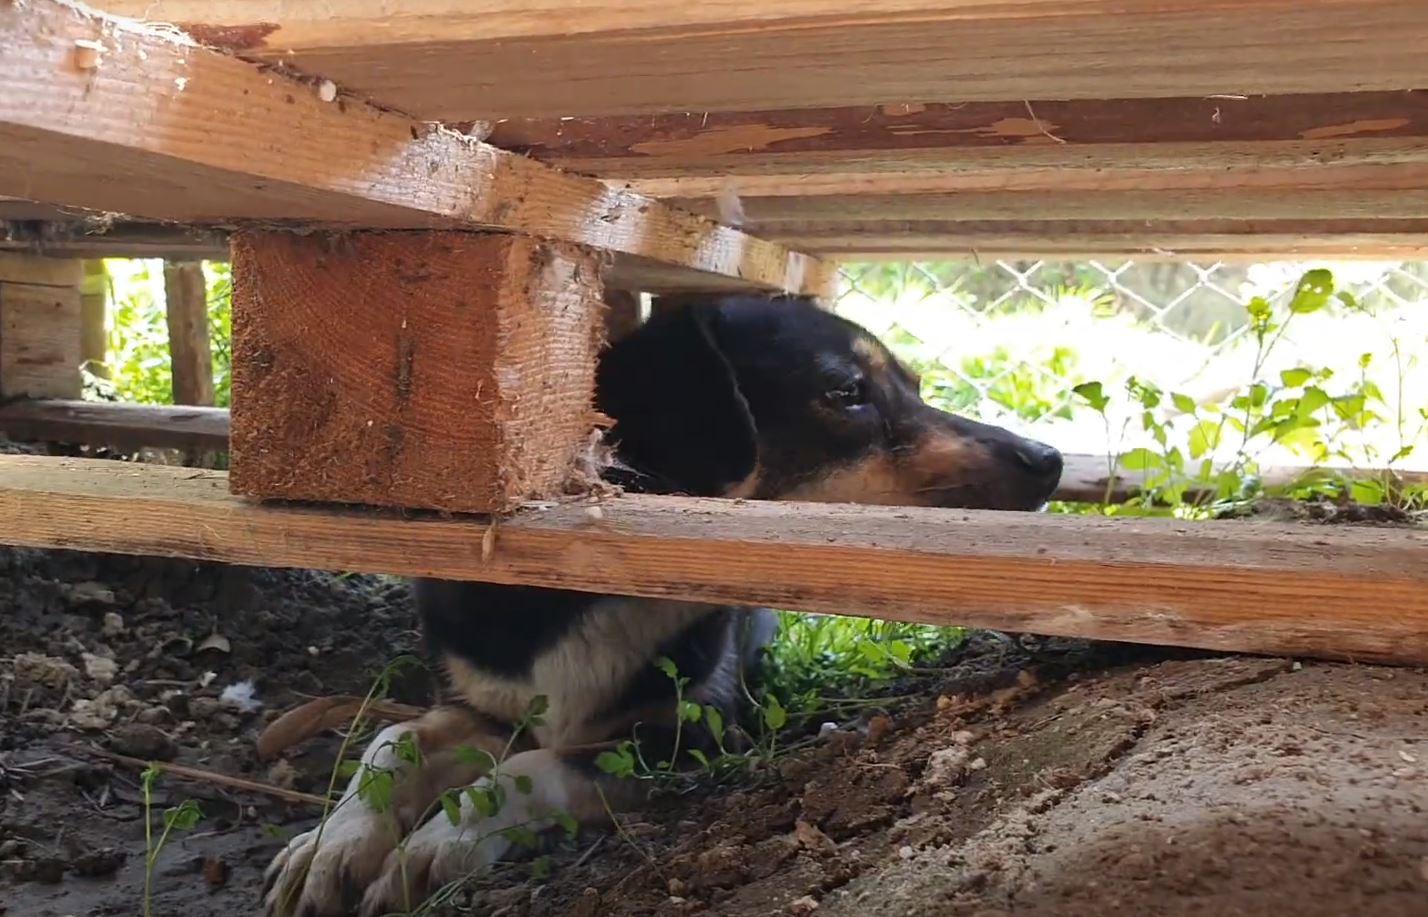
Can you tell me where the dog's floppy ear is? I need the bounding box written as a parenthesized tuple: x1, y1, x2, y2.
(596, 304, 757, 496)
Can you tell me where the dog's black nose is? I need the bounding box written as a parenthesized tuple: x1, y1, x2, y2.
(1014, 440, 1063, 479)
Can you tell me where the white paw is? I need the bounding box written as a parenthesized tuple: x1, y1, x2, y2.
(358, 811, 502, 917)
(263, 808, 401, 917)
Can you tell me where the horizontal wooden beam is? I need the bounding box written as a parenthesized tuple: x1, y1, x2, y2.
(0, 1, 830, 296)
(7, 215, 1428, 263)
(96, 2, 1428, 121)
(0, 399, 228, 452)
(492, 93, 1428, 176)
(767, 219, 1428, 260)
(3, 455, 1427, 664)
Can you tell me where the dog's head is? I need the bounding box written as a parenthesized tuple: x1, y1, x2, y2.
(596, 296, 1062, 510)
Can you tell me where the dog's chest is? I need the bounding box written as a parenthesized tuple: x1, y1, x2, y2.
(443, 597, 717, 747)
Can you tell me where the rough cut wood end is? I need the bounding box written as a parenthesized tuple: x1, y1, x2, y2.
(229, 231, 604, 513)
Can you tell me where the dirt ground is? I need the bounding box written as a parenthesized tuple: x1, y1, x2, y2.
(2, 529, 1427, 915)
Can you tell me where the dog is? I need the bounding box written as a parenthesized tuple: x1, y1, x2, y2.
(263, 295, 1063, 916)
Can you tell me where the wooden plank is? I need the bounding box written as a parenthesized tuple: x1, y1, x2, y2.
(0, 252, 84, 287)
(0, 254, 81, 398)
(670, 188, 1428, 225)
(96, 1, 1428, 121)
(3, 454, 1427, 665)
(490, 94, 1428, 173)
(229, 231, 606, 514)
(1, 223, 231, 262)
(0, 400, 228, 452)
(162, 261, 215, 407)
(767, 219, 1428, 260)
(0, 1, 829, 297)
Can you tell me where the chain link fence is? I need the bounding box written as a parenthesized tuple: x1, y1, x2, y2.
(833, 260, 1428, 474)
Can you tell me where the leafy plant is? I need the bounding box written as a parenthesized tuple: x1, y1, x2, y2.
(1071, 269, 1427, 516)
(140, 764, 204, 917)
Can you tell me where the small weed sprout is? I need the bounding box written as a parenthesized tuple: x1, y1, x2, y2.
(140, 764, 203, 917)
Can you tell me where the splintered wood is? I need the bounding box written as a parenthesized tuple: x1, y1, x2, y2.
(229, 232, 604, 513)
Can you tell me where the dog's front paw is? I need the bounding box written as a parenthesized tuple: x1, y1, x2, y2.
(359, 811, 501, 917)
(263, 810, 399, 917)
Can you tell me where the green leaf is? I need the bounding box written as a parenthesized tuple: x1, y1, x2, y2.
(359, 769, 394, 813)
(454, 746, 497, 771)
(334, 759, 362, 780)
(531, 856, 553, 881)
(526, 695, 550, 718)
(1279, 368, 1312, 388)
(555, 812, 580, 839)
(687, 748, 711, 768)
(502, 826, 539, 849)
(392, 732, 422, 766)
(465, 785, 499, 818)
(440, 791, 463, 826)
(1351, 479, 1386, 505)
(594, 743, 636, 778)
(1171, 392, 1196, 414)
(1071, 381, 1109, 412)
(654, 656, 679, 680)
(679, 700, 703, 723)
(1188, 421, 1221, 460)
(164, 800, 203, 832)
(1297, 387, 1331, 417)
(762, 694, 788, 731)
(514, 774, 534, 795)
(703, 705, 725, 739)
(1117, 448, 1164, 473)
(1288, 269, 1334, 313)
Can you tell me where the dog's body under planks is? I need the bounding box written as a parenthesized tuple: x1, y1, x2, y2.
(264, 296, 1063, 916)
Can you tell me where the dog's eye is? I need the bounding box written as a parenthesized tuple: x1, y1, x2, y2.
(825, 378, 869, 408)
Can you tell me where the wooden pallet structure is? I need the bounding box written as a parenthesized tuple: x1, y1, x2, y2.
(2, 0, 1427, 665)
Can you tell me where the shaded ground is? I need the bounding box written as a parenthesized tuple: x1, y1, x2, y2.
(2, 543, 1426, 916)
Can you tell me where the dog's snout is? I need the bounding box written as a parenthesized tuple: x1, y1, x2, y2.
(1013, 440, 1063, 479)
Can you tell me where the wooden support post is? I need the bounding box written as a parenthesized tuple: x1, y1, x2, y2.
(0, 253, 82, 399)
(79, 260, 107, 378)
(162, 260, 214, 406)
(229, 231, 605, 514)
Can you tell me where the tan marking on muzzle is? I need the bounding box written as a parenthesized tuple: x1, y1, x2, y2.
(776, 431, 995, 506)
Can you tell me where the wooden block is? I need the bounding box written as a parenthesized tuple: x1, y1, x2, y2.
(0, 273, 81, 399)
(0, 400, 229, 453)
(0, 252, 84, 287)
(5, 455, 1428, 666)
(229, 231, 604, 513)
